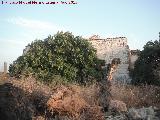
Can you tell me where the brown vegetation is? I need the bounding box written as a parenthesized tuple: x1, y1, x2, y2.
(111, 83, 160, 108)
(0, 77, 105, 120)
(0, 73, 9, 84)
(47, 84, 105, 120)
(0, 76, 160, 120)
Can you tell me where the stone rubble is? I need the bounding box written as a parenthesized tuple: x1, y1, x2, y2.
(105, 106, 160, 120)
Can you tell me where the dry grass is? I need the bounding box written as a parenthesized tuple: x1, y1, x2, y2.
(0, 77, 105, 120)
(47, 84, 105, 120)
(9, 76, 52, 96)
(1, 75, 160, 120)
(111, 83, 160, 108)
(0, 82, 36, 120)
(0, 73, 9, 84)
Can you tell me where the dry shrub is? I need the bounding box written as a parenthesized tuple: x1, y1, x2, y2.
(79, 82, 110, 110)
(111, 83, 160, 108)
(79, 106, 104, 120)
(0, 83, 35, 120)
(0, 73, 9, 83)
(9, 76, 52, 96)
(71, 84, 101, 106)
(10, 77, 57, 117)
(1, 77, 107, 119)
(0, 77, 55, 119)
(32, 116, 45, 120)
(108, 100, 127, 113)
(47, 84, 105, 120)
(47, 93, 88, 118)
(47, 85, 86, 118)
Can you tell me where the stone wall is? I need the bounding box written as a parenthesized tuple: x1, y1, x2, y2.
(129, 50, 139, 70)
(89, 35, 131, 83)
(89, 35, 129, 64)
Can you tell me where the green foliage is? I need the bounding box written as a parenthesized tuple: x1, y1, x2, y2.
(9, 32, 105, 83)
(131, 40, 160, 86)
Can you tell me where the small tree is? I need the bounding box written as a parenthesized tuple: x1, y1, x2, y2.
(131, 39, 160, 86)
(9, 32, 105, 83)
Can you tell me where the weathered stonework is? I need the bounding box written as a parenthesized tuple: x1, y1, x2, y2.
(89, 35, 132, 83)
(129, 50, 139, 70)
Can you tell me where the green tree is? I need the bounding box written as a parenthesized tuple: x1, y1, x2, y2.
(131, 40, 160, 85)
(9, 32, 105, 83)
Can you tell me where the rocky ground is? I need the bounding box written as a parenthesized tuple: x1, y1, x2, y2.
(105, 106, 160, 120)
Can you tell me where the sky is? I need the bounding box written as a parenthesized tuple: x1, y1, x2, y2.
(0, 0, 160, 71)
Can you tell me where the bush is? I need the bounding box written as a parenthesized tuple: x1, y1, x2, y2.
(111, 83, 160, 108)
(131, 40, 160, 86)
(2, 77, 105, 120)
(9, 31, 105, 84)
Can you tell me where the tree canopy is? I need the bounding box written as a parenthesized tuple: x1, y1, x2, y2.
(9, 32, 105, 83)
(131, 40, 160, 86)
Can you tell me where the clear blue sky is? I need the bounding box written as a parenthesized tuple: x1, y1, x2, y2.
(0, 0, 160, 70)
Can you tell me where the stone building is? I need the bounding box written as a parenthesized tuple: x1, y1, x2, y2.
(89, 35, 133, 83)
(129, 50, 139, 70)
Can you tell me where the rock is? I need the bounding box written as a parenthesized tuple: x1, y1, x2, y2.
(105, 114, 126, 120)
(128, 106, 156, 120)
(155, 108, 160, 119)
(109, 100, 127, 113)
(105, 106, 160, 120)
